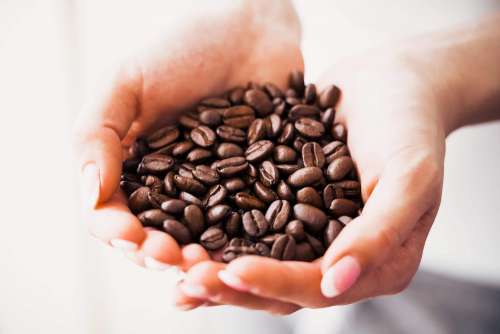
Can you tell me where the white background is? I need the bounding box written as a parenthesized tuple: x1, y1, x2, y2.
(0, 1, 499, 333)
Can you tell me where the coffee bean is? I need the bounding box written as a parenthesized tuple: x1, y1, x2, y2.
(265, 114, 282, 138)
(199, 109, 223, 126)
(161, 199, 187, 214)
(277, 123, 295, 145)
(265, 200, 291, 231)
(287, 167, 323, 187)
(138, 209, 172, 228)
(295, 242, 315, 261)
(319, 85, 340, 109)
(245, 140, 274, 162)
(206, 204, 231, 225)
(179, 114, 201, 129)
(216, 142, 244, 159)
(178, 163, 195, 178)
(148, 190, 169, 209)
(302, 142, 325, 168)
(304, 84, 317, 104)
(296, 187, 323, 208)
(142, 175, 163, 193)
(276, 164, 300, 175)
(234, 192, 265, 211)
(264, 83, 284, 99)
(146, 126, 180, 149)
(129, 138, 149, 158)
(200, 97, 230, 108)
(179, 191, 202, 206)
(321, 108, 335, 129)
(229, 87, 245, 104)
(221, 177, 246, 193)
(242, 210, 269, 237)
(173, 174, 206, 195)
(254, 181, 279, 203)
(259, 160, 279, 187)
(247, 119, 267, 145)
(274, 101, 286, 116)
(331, 180, 361, 197)
(128, 187, 151, 213)
(293, 203, 327, 233)
(137, 154, 174, 175)
(324, 219, 343, 247)
(323, 183, 344, 208)
(225, 212, 242, 237)
(183, 204, 205, 237)
(276, 180, 295, 202)
(192, 165, 220, 185)
(163, 171, 177, 196)
(285, 220, 305, 241)
(216, 125, 246, 142)
(323, 141, 349, 163)
(172, 140, 194, 156)
(186, 148, 212, 163)
(288, 70, 305, 96)
(244, 89, 273, 116)
(329, 198, 359, 217)
(331, 123, 347, 142)
(163, 219, 192, 245)
(253, 242, 271, 257)
(203, 185, 228, 208)
(200, 227, 227, 250)
(222, 245, 258, 262)
(289, 104, 320, 120)
(271, 234, 296, 260)
(214, 156, 248, 176)
(120, 180, 142, 195)
(293, 136, 307, 151)
(273, 145, 297, 163)
(223, 106, 255, 128)
(190, 126, 216, 147)
(326, 156, 354, 181)
(259, 233, 283, 247)
(305, 233, 325, 257)
(295, 117, 325, 138)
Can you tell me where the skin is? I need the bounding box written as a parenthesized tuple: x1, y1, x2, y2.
(73, 1, 500, 314)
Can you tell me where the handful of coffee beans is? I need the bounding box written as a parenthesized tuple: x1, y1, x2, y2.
(120, 71, 362, 262)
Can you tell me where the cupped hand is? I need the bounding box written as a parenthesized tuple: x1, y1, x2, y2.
(175, 47, 448, 312)
(72, 1, 303, 269)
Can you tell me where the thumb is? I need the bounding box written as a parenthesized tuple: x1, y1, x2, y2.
(320, 150, 442, 298)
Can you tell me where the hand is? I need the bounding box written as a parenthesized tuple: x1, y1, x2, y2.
(174, 46, 448, 313)
(72, 0, 303, 269)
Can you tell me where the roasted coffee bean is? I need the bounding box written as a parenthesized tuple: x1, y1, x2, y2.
(216, 142, 244, 159)
(137, 154, 174, 175)
(242, 210, 269, 237)
(234, 192, 265, 210)
(265, 200, 291, 231)
(214, 156, 248, 176)
(148, 190, 169, 209)
(259, 160, 279, 187)
(129, 138, 149, 158)
(331, 180, 361, 197)
(190, 126, 216, 147)
(192, 165, 220, 185)
(160, 199, 186, 214)
(305, 233, 325, 257)
(172, 140, 194, 156)
(123, 158, 140, 173)
(203, 185, 228, 208)
(304, 84, 317, 104)
(216, 125, 246, 142)
(229, 238, 252, 248)
(120, 180, 143, 195)
(329, 198, 359, 217)
(331, 123, 347, 142)
(222, 245, 258, 262)
(221, 177, 246, 193)
(276, 180, 295, 202)
(245, 140, 274, 162)
(225, 212, 242, 237)
(265, 114, 282, 138)
(179, 114, 200, 129)
(289, 104, 320, 120)
(295, 117, 325, 138)
(142, 175, 163, 193)
(292, 136, 307, 152)
(163, 171, 177, 196)
(277, 123, 295, 144)
(323, 184, 344, 208)
(324, 219, 343, 247)
(295, 242, 315, 261)
(206, 204, 231, 225)
(129, 187, 151, 213)
(321, 108, 335, 129)
(271, 234, 296, 260)
(289, 70, 305, 96)
(259, 233, 283, 247)
(326, 156, 354, 181)
(276, 164, 300, 175)
(229, 87, 245, 104)
(338, 216, 353, 225)
(273, 145, 297, 163)
(274, 101, 286, 116)
(173, 174, 206, 195)
(302, 142, 325, 168)
(138, 209, 172, 228)
(293, 203, 327, 233)
(223, 106, 255, 128)
(186, 148, 212, 163)
(200, 227, 227, 250)
(150, 142, 177, 156)
(183, 204, 205, 237)
(296, 187, 323, 208)
(287, 167, 323, 187)
(253, 242, 271, 257)
(247, 119, 267, 145)
(179, 191, 202, 206)
(323, 141, 349, 163)
(244, 89, 273, 116)
(199, 109, 223, 126)
(254, 181, 279, 203)
(200, 97, 230, 108)
(285, 220, 305, 241)
(319, 84, 341, 109)
(163, 219, 192, 245)
(146, 126, 180, 149)
(121, 172, 141, 183)
(264, 82, 284, 98)
(178, 163, 195, 178)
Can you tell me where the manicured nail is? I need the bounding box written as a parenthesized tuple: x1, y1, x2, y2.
(180, 282, 209, 298)
(81, 163, 100, 209)
(218, 270, 251, 292)
(110, 239, 138, 251)
(144, 257, 171, 271)
(321, 256, 361, 298)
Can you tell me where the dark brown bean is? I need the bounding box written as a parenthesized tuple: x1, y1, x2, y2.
(287, 167, 323, 187)
(245, 140, 274, 162)
(273, 145, 297, 163)
(128, 187, 151, 213)
(203, 185, 228, 208)
(296, 187, 323, 208)
(225, 212, 242, 237)
(214, 156, 248, 176)
(172, 140, 194, 156)
(285, 220, 305, 241)
(264, 82, 284, 98)
(276, 180, 295, 202)
(305, 233, 325, 257)
(216, 142, 244, 159)
(147, 191, 169, 209)
(199, 109, 223, 126)
(179, 114, 200, 129)
(295, 242, 315, 261)
(179, 191, 202, 206)
(242, 210, 269, 237)
(173, 174, 206, 195)
(319, 85, 341, 109)
(304, 84, 317, 104)
(331, 123, 347, 142)
(265, 200, 291, 231)
(302, 142, 325, 168)
(265, 114, 282, 138)
(146, 126, 180, 149)
(221, 177, 246, 193)
(200, 97, 230, 108)
(137, 154, 174, 175)
(244, 89, 273, 116)
(186, 148, 213, 163)
(259, 233, 283, 247)
(206, 204, 231, 225)
(293, 136, 307, 151)
(288, 70, 305, 96)
(293, 203, 327, 233)
(120, 180, 142, 195)
(277, 123, 295, 144)
(222, 245, 258, 263)
(216, 125, 246, 142)
(247, 119, 267, 145)
(200, 227, 227, 250)
(138, 209, 171, 228)
(276, 164, 300, 175)
(295, 117, 325, 138)
(324, 219, 343, 247)
(163, 219, 192, 244)
(321, 108, 335, 129)
(323, 183, 345, 208)
(326, 156, 354, 181)
(288, 104, 320, 120)
(229, 87, 245, 104)
(129, 138, 149, 158)
(160, 199, 187, 214)
(163, 171, 177, 196)
(331, 180, 361, 197)
(223, 106, 255, 128)
(259, 160, 280, 187)
(329, 198, 359, 217)
(190, 126, 216, 147)
(183, 204, 205, 237)
(323, 141, 349, 163)
(142, 175, 163, 193)
(271, 234, 296, 260)
(253, 181, 279, 203)
(234, 192, 266, 211)
(192, 165, 220, 185)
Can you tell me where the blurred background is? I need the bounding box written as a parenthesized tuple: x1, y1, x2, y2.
(1, 0, 499, 333)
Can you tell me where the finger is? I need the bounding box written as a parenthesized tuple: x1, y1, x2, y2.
(86, 191, 146, 250)
(320, 150, 442, 298)
(180, 261, 300, 314)
(140, 229, 183, 270)
(217, 256, 332, 308)
(73, 66, 141, 208)
(180, 244, 211, 272)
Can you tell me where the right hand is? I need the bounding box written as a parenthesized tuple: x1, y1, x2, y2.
(72, 0, 303, 270)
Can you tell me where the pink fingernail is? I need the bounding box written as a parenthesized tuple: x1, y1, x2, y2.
(180, 282, 209, 298)
(81, 163, 100, 209)
(218, 270, 251, 292)
(321, 256, 361, 298)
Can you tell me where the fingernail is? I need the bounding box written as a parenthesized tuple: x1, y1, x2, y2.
(218, 270, 251, 292)
(110, 239, 138, 251)
(321, 256, 361, 298)
(144, 257, 171, 271)
(81, 163, 100, 209)
(180, 282, 209, 298)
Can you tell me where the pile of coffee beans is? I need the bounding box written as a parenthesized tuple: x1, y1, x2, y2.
(120, 71, 362, 262)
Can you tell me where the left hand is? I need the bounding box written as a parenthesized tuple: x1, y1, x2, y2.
(174, 46, 449, 313)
